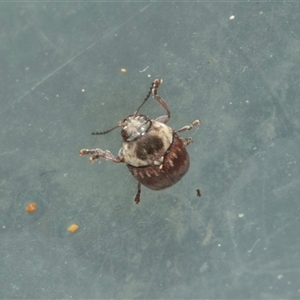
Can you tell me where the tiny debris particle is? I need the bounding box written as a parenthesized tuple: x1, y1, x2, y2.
(26, 202, 37, 213)
(68, 224, 79, 233)
(196, 189, 201, 197)
(229, 15, 235, 20)
(120, 68, 127, 73)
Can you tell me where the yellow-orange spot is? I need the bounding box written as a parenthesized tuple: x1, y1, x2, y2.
(68, 224, 79, 233)
(26, 202, 37, 213)
(120, 68, 127, 73)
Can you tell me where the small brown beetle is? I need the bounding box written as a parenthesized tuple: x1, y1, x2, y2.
(80, 79, 200, 204)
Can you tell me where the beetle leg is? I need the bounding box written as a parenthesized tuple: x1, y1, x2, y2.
(79, 148, 124, 164)
(152, 79, 171, 123)
(155, 115, 169, 124)
(134, 182, 141, 204)
(175, 119, 201, 133)
(180, 137, 194, 146)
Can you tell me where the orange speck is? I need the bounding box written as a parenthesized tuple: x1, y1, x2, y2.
(26, 202, 37, 213)
(120, 68, 127, 73)
(68, 224, 79, 233)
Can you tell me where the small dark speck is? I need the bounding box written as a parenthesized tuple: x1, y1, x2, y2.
(196, 189, 201, 197)
(39, 170, 56, 176)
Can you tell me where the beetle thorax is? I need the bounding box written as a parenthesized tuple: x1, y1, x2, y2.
(122, 119, 173, 167)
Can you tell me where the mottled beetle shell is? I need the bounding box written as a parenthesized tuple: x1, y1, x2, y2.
(121, 120, 189, 190)
(128, 134, 189, 190)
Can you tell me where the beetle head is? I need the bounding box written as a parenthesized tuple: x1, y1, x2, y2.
(121, 115, 151, 142)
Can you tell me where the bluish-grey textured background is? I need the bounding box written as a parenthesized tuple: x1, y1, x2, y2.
(0, 2, 299, 299)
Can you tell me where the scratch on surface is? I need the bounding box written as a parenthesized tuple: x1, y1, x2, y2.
(8, 3, 153, 111)
(0, 148, 19, 156)
(247, 238, 260, 253)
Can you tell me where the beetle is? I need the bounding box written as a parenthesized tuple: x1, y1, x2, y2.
(79, 78, 200, 204)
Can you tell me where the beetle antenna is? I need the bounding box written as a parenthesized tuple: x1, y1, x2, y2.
(92, 122, 123, 135)
(134, 80, 156, 116)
